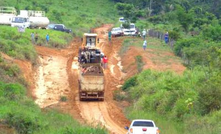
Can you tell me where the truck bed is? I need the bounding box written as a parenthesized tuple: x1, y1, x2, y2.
(78, 64, 104, 100)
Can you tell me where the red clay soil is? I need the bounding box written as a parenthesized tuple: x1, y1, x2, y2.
(1, 24, 186, 134)
(121, 45, 186, 79)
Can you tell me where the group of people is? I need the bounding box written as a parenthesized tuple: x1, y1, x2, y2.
(31, 32, 50, 44)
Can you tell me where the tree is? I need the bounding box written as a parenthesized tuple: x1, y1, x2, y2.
(115, 3, 136, 21)
(176, 5, 194, 33)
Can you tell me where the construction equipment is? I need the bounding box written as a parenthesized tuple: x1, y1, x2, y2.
(78, 33, 104, 101)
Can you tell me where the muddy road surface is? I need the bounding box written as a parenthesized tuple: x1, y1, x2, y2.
(33, 24, 130, 134)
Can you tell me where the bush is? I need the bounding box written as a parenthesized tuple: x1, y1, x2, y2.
(60, 96, 67, 102)
(197, 75, 221, 115)
(122, 76, 138, 91)
(174, 37, 202, 56)
(5, 111, 44, 134)
(113, 90, 127, 101)
(0, 82, 26, 100)
(135, 55, 144, 73)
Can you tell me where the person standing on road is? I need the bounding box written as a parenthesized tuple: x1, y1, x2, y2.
(31, 32, 35, 43)
(143, 40, 147, 50)
(102, 56, 108, 69)
(35, 32, 39, 44)
(108, 31, 112, 42)
(142, 29, 147, 40)
(46, 34, 50, 43)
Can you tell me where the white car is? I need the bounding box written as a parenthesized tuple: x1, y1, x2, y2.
(125, 119, 160, 134)
(111, 27, 123, 37)
(121, 23, 137, 36)
(123, 29, 136, 36)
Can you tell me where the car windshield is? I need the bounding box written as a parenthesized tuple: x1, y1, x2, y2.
(12, 17, 26, 23)
(112, 28, 120, 31)
(132, 121, 154, 127)
(47, 24, 55, 29)
(130, 25, 135, 29)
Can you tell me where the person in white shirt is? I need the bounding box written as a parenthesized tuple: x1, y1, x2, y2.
(142, 29, 147, 40)
(143, 40, 147, 50)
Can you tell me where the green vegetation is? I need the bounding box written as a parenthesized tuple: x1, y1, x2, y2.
(60, 96, 67, 102)
(135, 55, 144, 73)
(122, 68, 221, 134)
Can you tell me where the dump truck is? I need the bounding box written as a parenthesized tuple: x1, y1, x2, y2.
(78, 33, 105, 101)
(78, 63, 104, 101)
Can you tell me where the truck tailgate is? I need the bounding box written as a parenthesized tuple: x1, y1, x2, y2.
(80, 75, 104, 91)
(132, 127, 157, 134)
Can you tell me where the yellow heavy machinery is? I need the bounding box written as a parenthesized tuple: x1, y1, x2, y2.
(78, 33, 104, 101)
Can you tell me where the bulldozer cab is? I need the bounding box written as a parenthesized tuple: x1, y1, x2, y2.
(78, 33, 103, 65)
(82, 33, 99, 49)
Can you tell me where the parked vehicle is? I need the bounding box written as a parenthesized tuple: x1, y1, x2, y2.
(0, 7, 17, 25)
(123, 29, 136, 36)
(125, 119, 160, 134)
(78, 33, 104, 101)
(111, 27, 123, 37)
(29, 16, 49, 28)
(11, 16, 30, 28)
(121, 23, 138, 36)
(53, 24, 72, 33)
(119, 17, 126, 23)
(11, 10, 49, 29)
(46, 24, 56, 29)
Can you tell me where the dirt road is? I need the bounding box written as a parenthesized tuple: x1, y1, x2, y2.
(33, 24, 130, 134)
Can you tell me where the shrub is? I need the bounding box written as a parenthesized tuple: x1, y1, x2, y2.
(60, 96, 67, 102)
(3, 83, 26, 100)
(122, 76, 138, 91)
(174, 37, 202, 56)
(135, 55, 144, 73)
(113, 90, 127, 101)
(5, 111, 44, 134)
(197, 74, 221, 115)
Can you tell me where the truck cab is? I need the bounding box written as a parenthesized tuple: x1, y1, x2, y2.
(11, 16, 30, 28)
